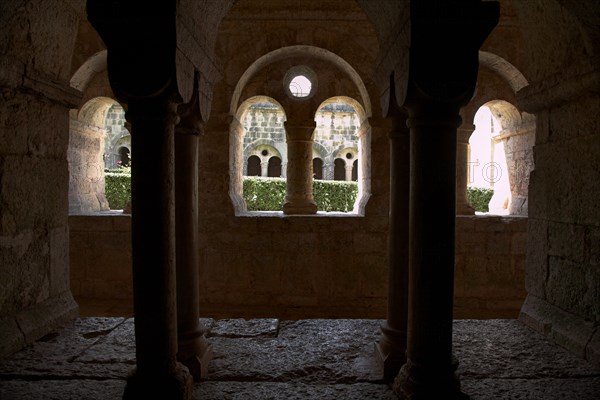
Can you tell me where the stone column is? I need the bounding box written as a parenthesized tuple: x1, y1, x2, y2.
(393, 104, 466, 399)
(261, 161, 269, 177)
(456, 123, 475, 215)
(175, 105, 212, 381)
(345, 164, 354, 181)
(392, 2, 498, 398)
(375, 104, 410, 382)
(123, 95, 193, 400)
(283, 121, 317, 214)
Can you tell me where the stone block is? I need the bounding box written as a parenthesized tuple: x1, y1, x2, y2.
(546, 257, 586, 313)
(353, 232, 386, 254)
(0, 317, 25, 357)
(14, 291, 78, 348)
(111, 215, 131, 232)
(50, 226, 69, 296)
(357, 254, 387, 297)
(525, 218, 548, 298)
(510, 231, 527, 255)
(548, 221, 586, 263)
(69, 215, 114, 232)
(485, 232, 511, 255)
(588, 225, 600, 266)
(474, 216, 507, 232)
(455, 215, 475, 233)
(208, 318, 279, 338)
(586, 329, 600, 368)
(456, 231, 487, 255)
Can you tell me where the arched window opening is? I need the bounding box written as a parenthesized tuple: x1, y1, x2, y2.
(247, 155, 261, 176)
(118, 146, 130, 166)
(234, 97, 287, 212)
(312, 99, 366, 213)
(104, 104, 130, 169)
(469, 100, 532, 215)
(69, 96, 126, 214)
(334, 158, 346, 181)
(268, 156, 282, 177)
(313, 158, 323, 180)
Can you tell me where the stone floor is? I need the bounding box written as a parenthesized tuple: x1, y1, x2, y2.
(0, 318, 598, 399)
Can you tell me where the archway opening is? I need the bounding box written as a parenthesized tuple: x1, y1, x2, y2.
(469, 100, 530, 215)
(313, 99, 365, 213)
(233, 97, 288, 212)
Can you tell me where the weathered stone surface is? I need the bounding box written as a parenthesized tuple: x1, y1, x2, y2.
(0, 379, 126, 400)
(454, 319, 598, 379)
(2, 318, 599, 400)
(197, 382, 396, 400)
(462, 377, 600, 400)
(208, 318, 279, 338)
(207, 319, 383, 383)
(0, 317, 127, 379)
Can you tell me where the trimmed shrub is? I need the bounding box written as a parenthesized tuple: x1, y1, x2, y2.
(313, 180, 358, 212)
(243, 177, 287, 211)
(105, 172, 131, 210)
(467, 186, 494, 212)
(242, 177, 358, 212)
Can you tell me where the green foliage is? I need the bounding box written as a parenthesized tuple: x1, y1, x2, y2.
(467, 186, 494, 212)
(105, 172, 131, 210)
(243, 177, 287, 211)
(242, 177, 358, 212)
(313, 179, 358, 212)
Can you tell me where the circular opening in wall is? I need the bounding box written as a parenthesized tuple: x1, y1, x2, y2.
(261, 149, 269, 156)
(346, 152, 353, 159)
(289, 75, 312, 98)
(284, 66, 317, 100)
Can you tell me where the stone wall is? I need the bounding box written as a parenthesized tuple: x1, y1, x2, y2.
(69, 214, 527, 319)
(512, 0, 600, 368)
(69, 214, 132, 300)
(519, 92, 600, 366)
(0, 0, 82, 357)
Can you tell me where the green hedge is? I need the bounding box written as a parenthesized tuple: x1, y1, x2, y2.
(467, 186, 494, 212)
(243, 177, 358, 212)
(313, 179, 358, 212)
(105, 172, 131, 210)
(243, 177, 287, 211)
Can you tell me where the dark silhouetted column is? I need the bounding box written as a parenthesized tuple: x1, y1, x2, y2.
(123, 95, 193, 400)
(393, 1, 499, 398)
(175, 94, 212, 381)
(375, 99, 410, 382)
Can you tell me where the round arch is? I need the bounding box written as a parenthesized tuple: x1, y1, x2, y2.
(230, 45, 372, 118)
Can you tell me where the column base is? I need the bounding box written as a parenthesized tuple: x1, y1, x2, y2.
(374, 322, 407, 382)
(178, 333, 213, 381)
(456, 202, 475, 215)
(282, 199, 317, 215)
(393, 359, 468, 400)
(123, 364, 194, 400)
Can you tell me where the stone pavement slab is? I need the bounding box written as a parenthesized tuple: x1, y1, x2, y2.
(1, 318, 599, 400)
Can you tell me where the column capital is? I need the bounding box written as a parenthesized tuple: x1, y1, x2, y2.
(457, 123, 476, 143)
(406, 1, 499, 109)
(125, 93, 180, 128)
(284, 121, 317, 141)
(176, 71, 204, 137)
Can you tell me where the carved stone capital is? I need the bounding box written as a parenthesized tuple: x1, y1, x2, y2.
(284, 121, 317, 142)
(405, 1, 500, 108)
